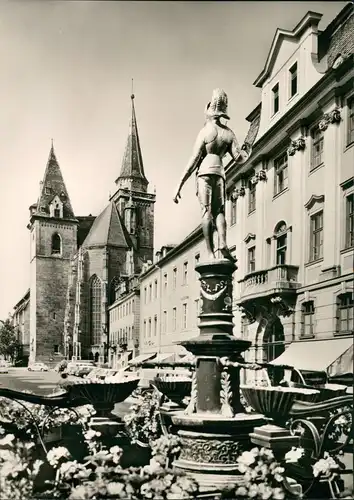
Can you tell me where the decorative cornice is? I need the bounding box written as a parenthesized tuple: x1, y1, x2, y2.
(249, 169, 267, 185)
(244, 233, 256, 244)
(231, 187, 246, 200)
(340, 177, 354, 191)
(304, 194, 325, 210)
(287, 137, 306, 156)
(318, 108, 341, 131)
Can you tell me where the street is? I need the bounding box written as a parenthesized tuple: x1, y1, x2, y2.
(0, 367, 62, 395)
(0, 367, 135, 417)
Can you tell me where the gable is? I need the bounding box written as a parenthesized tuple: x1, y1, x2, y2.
(254, 11, 322, 88)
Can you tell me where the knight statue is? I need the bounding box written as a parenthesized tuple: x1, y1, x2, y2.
(173, 89, 252, 262)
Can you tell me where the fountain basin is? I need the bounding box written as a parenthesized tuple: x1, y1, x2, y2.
(153, 375, 191, 406)
(240, 385, 320, 420)
(60, 376, 139, 416)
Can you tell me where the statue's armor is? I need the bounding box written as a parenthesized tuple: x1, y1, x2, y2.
(197, 121, 234, 180)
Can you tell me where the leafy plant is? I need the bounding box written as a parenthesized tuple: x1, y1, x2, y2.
(124, 388, 162, 445)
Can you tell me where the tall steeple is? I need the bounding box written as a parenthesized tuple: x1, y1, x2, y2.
(33, 141, 75, 220)
(115, 93, 148, 192)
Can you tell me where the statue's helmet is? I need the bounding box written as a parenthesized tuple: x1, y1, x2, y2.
(205, 88, 230, 120)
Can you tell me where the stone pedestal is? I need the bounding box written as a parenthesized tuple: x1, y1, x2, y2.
(171, 260, 264, 490)
(250, 423, 302, 497)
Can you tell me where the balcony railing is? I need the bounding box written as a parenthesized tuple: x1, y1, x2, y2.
(238, 264, 301, 301)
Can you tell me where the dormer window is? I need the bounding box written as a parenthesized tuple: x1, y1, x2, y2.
(289, 63, 298, 98)
(45, 187, 51, 195)
(272, 83, 279, 115)
(51, 233, 62, 255)
(49, 195, 63, 218)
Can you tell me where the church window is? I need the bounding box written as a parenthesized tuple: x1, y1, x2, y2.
(89, 275, 102, 345)
(51, 233, 62, 255)
(45, 187, 51, 194)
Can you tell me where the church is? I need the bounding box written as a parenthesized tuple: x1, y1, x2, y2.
(20, 94, 155, 365)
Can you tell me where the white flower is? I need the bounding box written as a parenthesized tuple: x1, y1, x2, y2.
(285, 447, 304, 463)
(60, 460, 79, 478)
(106, 482, 125, 496)
(84, 429, 101, 441)
(110, 445, 123, 464)
(237, 450, 256, 467)
(47, 446, 71, 467)
(0, 434, 15, 446)
(313, 456, 339, 477)
(273, 487, 285, 500)
(32, 459, 43, 476)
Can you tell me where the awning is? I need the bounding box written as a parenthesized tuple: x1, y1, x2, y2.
(269, 338, 353, 376)
(151, 352, 176, 363)
(128, 352, 156, 366)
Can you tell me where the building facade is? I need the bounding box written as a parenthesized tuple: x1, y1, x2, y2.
(12, 290, 30, 363)
(138, 231, 241, 357)
(224, 5, 354, 373)
(14, 94, 155, 365)
(108, 276, 140, 369)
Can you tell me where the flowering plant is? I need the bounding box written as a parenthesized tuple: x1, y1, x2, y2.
(35, 423, 199, 500)
(224, 447, 300, 500)
(0, 394, 96, 443)
(0, 426, 43, 500)
(124, 388, 162, 445)
(150, 434, 182, 468)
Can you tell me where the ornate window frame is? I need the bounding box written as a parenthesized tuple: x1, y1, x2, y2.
(304, 194, 325, 264)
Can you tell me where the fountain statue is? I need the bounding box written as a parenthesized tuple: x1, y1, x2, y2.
(169, 89, 265, 490)
(173, 88, 251, 262)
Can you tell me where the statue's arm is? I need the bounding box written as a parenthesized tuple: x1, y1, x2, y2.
(175, 130, 205, 195)
(229, 133, 251, 165)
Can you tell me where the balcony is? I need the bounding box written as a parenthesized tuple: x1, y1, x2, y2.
(237, 265, 301, 317)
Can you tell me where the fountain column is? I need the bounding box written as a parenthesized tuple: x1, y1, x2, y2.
(172, 259, 264, 490)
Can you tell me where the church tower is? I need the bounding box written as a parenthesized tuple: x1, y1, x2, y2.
(28, 143, 78, 364)
(111, 93, 156, 268)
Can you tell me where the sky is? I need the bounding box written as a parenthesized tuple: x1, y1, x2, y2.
(0, 0, 346, 319)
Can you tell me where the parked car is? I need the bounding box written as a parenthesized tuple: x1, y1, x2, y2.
(28, 362, 49, 372)
(66, 361, 95, 377)
(0, 361, 9, 374)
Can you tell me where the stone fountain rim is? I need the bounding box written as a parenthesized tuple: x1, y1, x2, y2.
(240, 385, 320, 395)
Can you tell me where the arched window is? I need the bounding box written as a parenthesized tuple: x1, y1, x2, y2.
(109, 277, 119, 305)
(89, 275, 102, 345)
(274, 221, 288, 265)
(51, 233, 62, 255)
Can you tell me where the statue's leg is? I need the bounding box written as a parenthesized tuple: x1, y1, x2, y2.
(214, 177, 237, 263)
(197, 176, 215, 260)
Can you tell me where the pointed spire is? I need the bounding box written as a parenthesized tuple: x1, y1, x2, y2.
(115, 90, 148, 189)
(35, 141, 75, 219)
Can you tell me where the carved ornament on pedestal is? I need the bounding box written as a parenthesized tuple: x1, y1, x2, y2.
(318, 108, 341, 131)
(287, 137, 306, 156)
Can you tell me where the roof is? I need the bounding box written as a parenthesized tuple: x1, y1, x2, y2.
(77, 216, 96, 247)
(82, 202, 130, 249)
(253, 11, 323, 88)
(36, 143, 75, 219)
(116, 94, 148, 185)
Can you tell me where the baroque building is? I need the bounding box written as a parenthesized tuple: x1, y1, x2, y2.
(134, 5, 353, 381)
(225, 4, 354, 380)
(18, 94, 155, 365)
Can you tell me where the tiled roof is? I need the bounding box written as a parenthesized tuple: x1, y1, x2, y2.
(36, 143, 75, 219)
(117, 95, 148, 184)
(82, 202, 130, 249)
